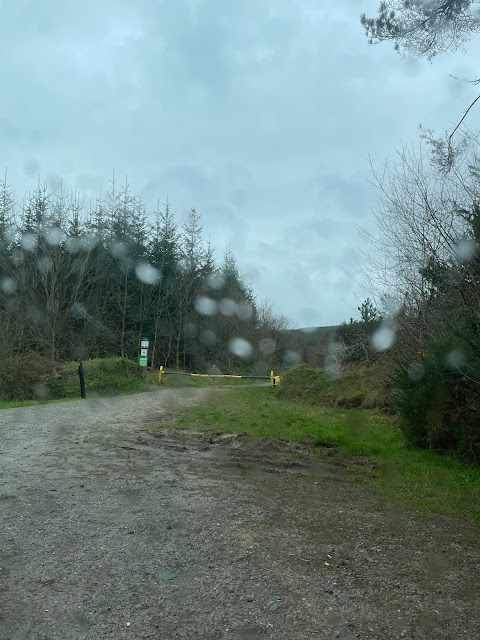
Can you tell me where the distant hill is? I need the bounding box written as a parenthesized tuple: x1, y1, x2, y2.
(290, 325, 339, 337)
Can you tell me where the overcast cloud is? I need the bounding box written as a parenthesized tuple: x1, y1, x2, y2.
(1, 0, 479, 327)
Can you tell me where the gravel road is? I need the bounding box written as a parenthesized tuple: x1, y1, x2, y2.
(0, 388, 479, 639)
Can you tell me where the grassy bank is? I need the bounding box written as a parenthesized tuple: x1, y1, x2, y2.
(0, 358, 151, 406)
(166, 386, 480, 522)
(48, 357, 148, 398)
(278, 363, 391, 411)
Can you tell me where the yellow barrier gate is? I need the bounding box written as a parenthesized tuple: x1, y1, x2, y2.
(158, 366, 280, 387)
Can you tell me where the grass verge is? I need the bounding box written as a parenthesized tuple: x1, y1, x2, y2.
(0, 398, 72, 409)
(0, 383, 153, 409)
(164, 386, 480, 522)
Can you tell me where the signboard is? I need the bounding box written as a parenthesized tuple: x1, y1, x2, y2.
(139, 338, 149, 367)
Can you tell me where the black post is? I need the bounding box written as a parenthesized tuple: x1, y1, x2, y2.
(78, 360, 86, 399)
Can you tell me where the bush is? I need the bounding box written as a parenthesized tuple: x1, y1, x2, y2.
(48, 358, 144, 398)
(0, 353, 58, 401)
(394, 334, 480, 462)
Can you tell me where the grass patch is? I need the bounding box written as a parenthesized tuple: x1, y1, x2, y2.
(278, 364, 391, 411)
(0, 398, 72, 409)
(164, 386, 480, 522)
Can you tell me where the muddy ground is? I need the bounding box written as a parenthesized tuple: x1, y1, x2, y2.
(0, 388, 479, 639)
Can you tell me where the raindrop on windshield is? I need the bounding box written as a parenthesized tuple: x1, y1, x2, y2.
(371, 325, 395, 352)
(44, 227, 64, 246)
(1, 277, 16, 295)
(445, 349, 465, 370)
(229, 337, 253, 358)
(195, 296, 217, 316)
(135, 262, 161, 285)
(283, 351, 302, 366)
(219, 298, 237, 316)
(37, 256, 53, 273)
(206, 271, 225, 290)
(453, 237, 477, 263)
(408, 362, 425, 382)
(200, 329, 216, 346)
(237, 301, 253, 320)
(111, 241, 127, 258)
(21, 232, 37, 252)
(259, 338, 276, 355)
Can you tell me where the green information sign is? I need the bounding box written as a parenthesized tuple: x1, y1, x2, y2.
(139, 338, 149, 367)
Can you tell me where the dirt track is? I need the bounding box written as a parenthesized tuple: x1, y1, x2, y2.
(0, 388, 479, 639)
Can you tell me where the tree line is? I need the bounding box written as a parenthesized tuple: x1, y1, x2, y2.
(0, 172, 291, 398)
(354, 0, 480, 461)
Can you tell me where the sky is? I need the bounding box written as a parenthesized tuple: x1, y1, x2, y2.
(1, 0, 479, 328)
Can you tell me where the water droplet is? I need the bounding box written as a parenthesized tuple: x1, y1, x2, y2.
(71, 302, 88, 319)
(27, 304, 44, 325)
(195, 296, 217, 316)
(445, 349, 465, 370)
(37, 256, 53, 273)
(382, 295, 401, 317)
(237, 301, 253, 321)
(1, 277, 16, 295)
(229, 337, 253, 358)
(408, 362, 424, 382)
(454, 237, 477, 263)
(324, 342, 344, 377)
(135, 262, 161, 285)
(34, 383, 50, 400)
(371, 325, 395, 351)
(65, 237, 82, 253)
(219, 298, 237, 316)
(253, 361, 269, 376)
(111, 241, 127, 258)
(44, 227, 63, 246)
(206, 271, 225, 290)
(208, 364, 222, 375)
(259, 338, 276, 355)
(21, 232, 37, 252)
(184, 322, 197, 338)
(200, 329, 216, 346)
(283, 351, 302, 366)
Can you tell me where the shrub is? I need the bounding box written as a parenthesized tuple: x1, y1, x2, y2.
(48, 358, 143, 398)
(0, 353, 58, 401)
(394, 333, 480, 462)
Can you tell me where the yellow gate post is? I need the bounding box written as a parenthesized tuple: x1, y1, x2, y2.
(158, 366, 165, 384)
(270, 371, 281, 387)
